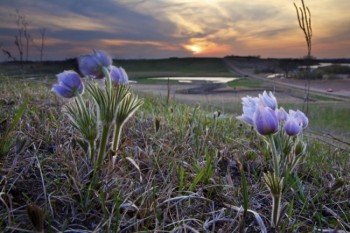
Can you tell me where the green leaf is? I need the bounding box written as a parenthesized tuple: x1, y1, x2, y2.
(0, 101, 27, 156)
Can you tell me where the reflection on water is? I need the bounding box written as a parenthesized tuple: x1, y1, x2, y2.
(149, 77, 238, 83)
(298, 62, 350, 69)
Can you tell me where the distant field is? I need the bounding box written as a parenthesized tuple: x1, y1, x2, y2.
(114, 57, 236, 80)
(0, 57, 236, 81)
(227, 78, 264, 89)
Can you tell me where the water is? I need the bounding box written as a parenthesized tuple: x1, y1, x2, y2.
(149, 77, 238, 83)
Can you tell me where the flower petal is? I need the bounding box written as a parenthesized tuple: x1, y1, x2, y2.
(78, 50, 112, 78)
(94, 50, 112, 67)
(57, 71, 82, 90)
(253, 104, 279, 135)
(296, 110, 309, 129)
(259, 90, 278, 110)
(109, 66, 129, 85)
(277, 107, 288, 122)
(236, 115, 254, 125)
(52, 70, 83, 98)
(51, 85, 75, 98)
(284, 117, 302, 136)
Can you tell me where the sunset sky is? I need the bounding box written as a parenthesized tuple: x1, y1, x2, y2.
(0, 0, 349, 61)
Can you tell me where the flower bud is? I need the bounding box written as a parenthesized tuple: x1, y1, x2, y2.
(259, 91, 277, 110)
(236, 96, 259, 125)
(284, 116, 302, 136)
(296, 110, 309, 129)
(51, 70, 83, 98)
(109, 66, 128, 85)
(78, 50, 112, 79)
(253, 103, 279, 135)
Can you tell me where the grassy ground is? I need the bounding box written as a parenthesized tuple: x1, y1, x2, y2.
(114, 57, 234, 79)
(0, 58, 235, 83)
(0, 76, 349, 232)
(149, 78, 350, 141)
(227, 78, 264, 89)
(282, 102, 350, 136)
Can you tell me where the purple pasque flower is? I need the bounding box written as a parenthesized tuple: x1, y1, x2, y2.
(259, 90, 278, 110)
(109, 66, 128, 85)
(236, 96, 259, 125)
(78, 50, 112, 79)
(277, 107, 288, 122)
(295, 110, 309, 129)
(284, 114, 302, 136)
(253, 102, 279, 135)
(52, 70, 84, 98)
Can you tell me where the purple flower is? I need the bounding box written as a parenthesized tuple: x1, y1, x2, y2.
(283, 109, 308, 136)
(277, 107, 288, 122)
(284, 115, 302, 136)
(295, 110, 309, 129)
(52, 71, 83, 98)
(259, 91, 277, 110)
(78, 50, 112, 79)
(109, 66, 128, 85)
(236, 96, 259, 125)
(253, 103, 279, 135)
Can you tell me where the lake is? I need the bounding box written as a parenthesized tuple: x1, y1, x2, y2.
(149, 77, 238, 83)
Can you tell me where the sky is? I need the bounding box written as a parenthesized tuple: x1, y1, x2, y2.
(0, 0, 349, 61)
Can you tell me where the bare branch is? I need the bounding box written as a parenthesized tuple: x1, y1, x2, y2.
(294, 0, 312, 58)
(2, 49, 16, 61)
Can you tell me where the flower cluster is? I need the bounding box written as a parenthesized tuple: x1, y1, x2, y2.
(78, 50, 128, 85)
(237, 91, 309, 228)
(237, 91, 308, 136)
(51, 50, 143, 202)
(52, 50, 130, 100)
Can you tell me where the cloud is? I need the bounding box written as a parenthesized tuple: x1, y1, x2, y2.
(116, 0, 302, 56)
(0, 0, 349, 60)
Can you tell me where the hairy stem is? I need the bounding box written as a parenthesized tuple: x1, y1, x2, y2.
(96, 124, 110, 171)
(269, 134, 280, 177)
(271, 192, 282, 228)
(88, 139, 95, 163)
(89, 124, 110, 195)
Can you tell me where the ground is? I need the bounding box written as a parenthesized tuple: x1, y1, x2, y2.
(130, 60, 350, 149)
(131, 58, 350, 103)
(130, 73, 350, 107)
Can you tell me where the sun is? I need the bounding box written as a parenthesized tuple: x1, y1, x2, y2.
(185, 44, 203, 54)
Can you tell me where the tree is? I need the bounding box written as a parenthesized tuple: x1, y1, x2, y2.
(278, 59, 298, 78)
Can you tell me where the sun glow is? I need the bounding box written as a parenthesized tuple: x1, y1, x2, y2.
(183, 38, 211, 54)
(187, 45, 203, 54)
(183, 38, 230, 56)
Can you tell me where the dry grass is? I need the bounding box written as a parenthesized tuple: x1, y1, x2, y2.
(0, 76, 349, 232)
